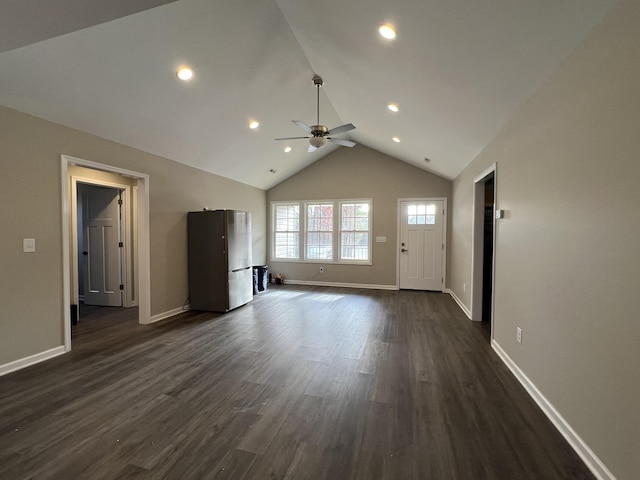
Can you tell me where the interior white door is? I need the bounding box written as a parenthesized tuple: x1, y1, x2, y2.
(81, 185, 123, 307)
(399, 200, 444, 291)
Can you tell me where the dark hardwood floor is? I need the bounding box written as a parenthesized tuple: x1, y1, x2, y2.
(0, 286, 593, 479)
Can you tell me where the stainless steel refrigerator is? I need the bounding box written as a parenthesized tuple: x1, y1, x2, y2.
(187, 209, 253, 312)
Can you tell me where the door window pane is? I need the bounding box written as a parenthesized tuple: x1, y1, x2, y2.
(407, 203, 436, 225)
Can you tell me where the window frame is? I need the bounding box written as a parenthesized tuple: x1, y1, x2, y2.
(305, 202, 335, 261)
(271, 202, 302, 261)
(270, 199, 372, 265)
(338, 200, 372, 264)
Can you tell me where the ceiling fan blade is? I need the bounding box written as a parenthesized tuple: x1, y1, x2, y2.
(292, 120, 312, 133)
(274, 136, 309, 141)
(308, 144, 318, 153)
(328, 138, 356, 147)
(327, 123, 356, 135)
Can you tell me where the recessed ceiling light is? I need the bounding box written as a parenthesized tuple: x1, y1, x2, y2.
(176, 66, 193, 81)
(284, 146, 292, 153)
(392, 136, 400, 143)
(249, 120, 259, 129)
(379, 24, 397, 40)
(387, 103, 399, 112)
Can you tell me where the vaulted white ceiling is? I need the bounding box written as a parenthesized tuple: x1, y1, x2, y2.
(0, 0, 617, 189)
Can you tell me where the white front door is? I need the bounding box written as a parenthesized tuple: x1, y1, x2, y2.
(399, 200, 444, 291)
(80, 185, 123, 307)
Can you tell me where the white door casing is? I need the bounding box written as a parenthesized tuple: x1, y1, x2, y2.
(62, 154, 151, 353)
(399, 199, 445, 291)
(80, 184, 123, 307)
(471, 163, 497, 327)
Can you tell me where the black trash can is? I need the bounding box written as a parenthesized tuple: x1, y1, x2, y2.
(252, 267, 259, 295)
(254, 265, 268, 292)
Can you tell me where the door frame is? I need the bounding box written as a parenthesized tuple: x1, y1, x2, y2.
(74, 181, 130, 308)
(61, 155, 151, 353)
(471, 164, 497, 331)
(396, 197, 447, 291)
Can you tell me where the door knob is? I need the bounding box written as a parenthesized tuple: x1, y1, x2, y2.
(82, 251, 88, 255)
(401, 248, 408, 252)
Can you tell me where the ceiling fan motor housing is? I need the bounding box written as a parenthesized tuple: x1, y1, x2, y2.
(310, 125, 328, 136)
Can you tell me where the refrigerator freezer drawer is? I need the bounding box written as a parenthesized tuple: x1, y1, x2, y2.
(228, 267, 253, 311)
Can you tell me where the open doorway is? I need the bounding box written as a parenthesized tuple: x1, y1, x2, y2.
(481, 174, 495, 324)
(471, 165, 497, 341)
(61, 155, 151, 353)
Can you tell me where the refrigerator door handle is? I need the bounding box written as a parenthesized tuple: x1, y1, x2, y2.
(231, 266, 251, 273)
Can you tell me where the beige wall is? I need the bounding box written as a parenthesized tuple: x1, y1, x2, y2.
(0, 106, 266, 366)
(450, 1, 640, 477)
(268, 145, 451, 287)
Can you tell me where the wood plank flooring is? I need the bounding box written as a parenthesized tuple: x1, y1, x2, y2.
(0, 286, 593, 479)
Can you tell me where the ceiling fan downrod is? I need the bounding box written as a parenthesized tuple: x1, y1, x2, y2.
(313, 75, 323, 129)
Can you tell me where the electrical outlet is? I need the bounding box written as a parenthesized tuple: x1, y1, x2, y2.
(516, 327, 523, 344)
(319, 267, 324, 273)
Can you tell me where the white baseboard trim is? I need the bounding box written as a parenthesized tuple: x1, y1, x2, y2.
(445, 288, 471, 319)
(491, 340, 615, 480)
(284, 280, 398, 291)
(149, 305, 190, 324)
(0, 346, 66, 377)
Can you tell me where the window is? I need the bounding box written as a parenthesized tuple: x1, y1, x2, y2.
(271, 199, 372, 264)
(340, 202, 370, 261)
(407, 203, 436, 225)
(273, 203, 299, 259)
(306, 203, 333, 260)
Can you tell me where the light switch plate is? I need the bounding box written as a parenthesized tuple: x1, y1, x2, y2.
(23, 238, 36, 252)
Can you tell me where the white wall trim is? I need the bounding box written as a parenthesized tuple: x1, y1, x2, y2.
(491, 340, 616, 480)
(0, 346, 66, 377)
(284, 280, 398, 291)
(149, 305, 191, 324)
(445, 288, 471, 319)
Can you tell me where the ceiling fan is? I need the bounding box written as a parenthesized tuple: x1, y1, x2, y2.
(275, 75, 357, 152)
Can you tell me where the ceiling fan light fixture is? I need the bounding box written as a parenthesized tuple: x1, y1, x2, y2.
(309, 136, 327, 148)
(379, 24, 397, 40)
